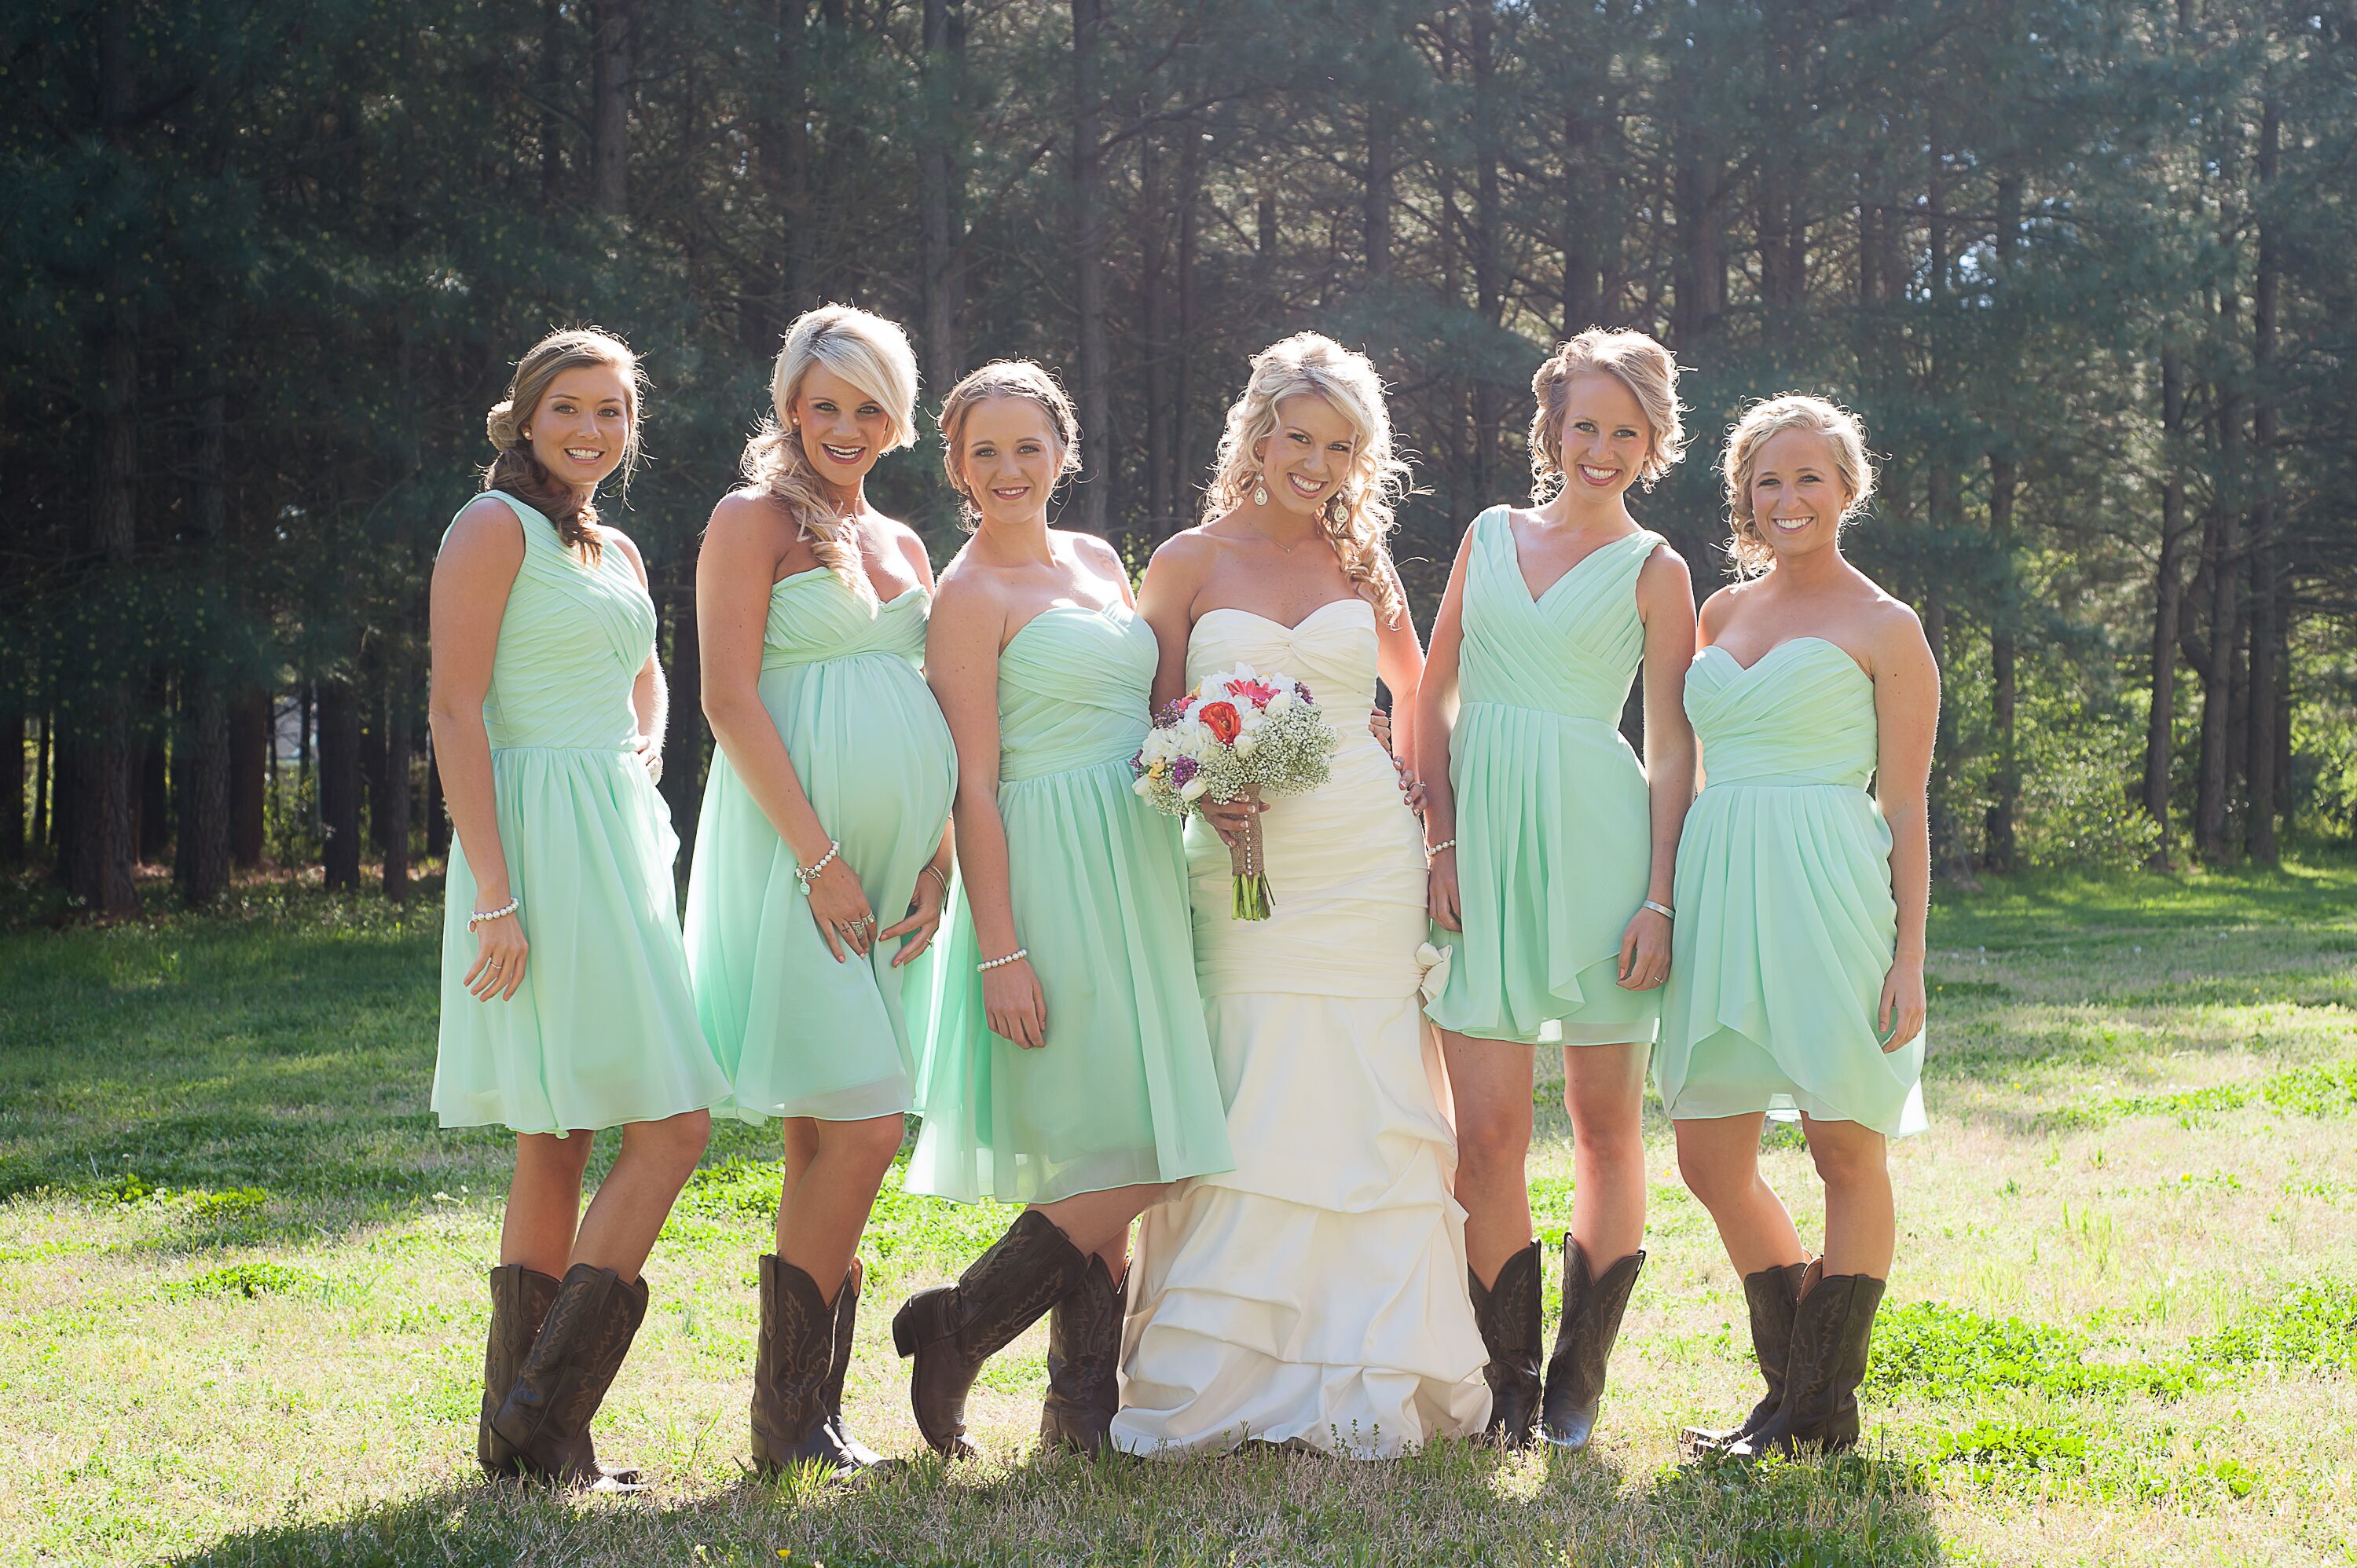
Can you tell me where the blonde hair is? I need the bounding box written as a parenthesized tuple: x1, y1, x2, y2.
(1721, 393, 1879, 577)
(937, 361, 1082, 533)
(739, 305, 920, 597)
(483, 328, 646, 562)
(1530, 328, 1686, 501)
(1202, 333, 1410, 626)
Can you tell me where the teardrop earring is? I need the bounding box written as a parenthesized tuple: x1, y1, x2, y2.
(1252, 474, 1270, 507)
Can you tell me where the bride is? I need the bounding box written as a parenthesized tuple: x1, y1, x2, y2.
(1114, 334, 1491, 1456)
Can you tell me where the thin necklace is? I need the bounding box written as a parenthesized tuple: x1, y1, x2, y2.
(1248, 520, 1310, 555)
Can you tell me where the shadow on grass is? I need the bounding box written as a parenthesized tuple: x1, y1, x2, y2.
(168, 1441, 1944, 1568)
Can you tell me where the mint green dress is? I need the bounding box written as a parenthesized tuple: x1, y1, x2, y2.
(683, 569, 958, 1123)
(1656, 638, 1926, 1137)
(908, 604, 1234, 1203)
(432, 492, 731, 1134)
(1426, 510, 1664, 1047)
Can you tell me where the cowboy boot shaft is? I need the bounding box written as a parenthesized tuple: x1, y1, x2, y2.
(491, 1262, 648, 1483)
(894, 1210, 1089, 1457)
(1681, 1259, 1807, 1455)
(1468, 1241, 1545, 1446)
(825, 1262, 888, 1470)
(1734, 1266, 1886, 1457)
(1039, 1257, 1128, 1454)
(478, 1265, 561, 1476)
(752, 1255, 860, 1474)
(1541, 1240, 1644, 1449)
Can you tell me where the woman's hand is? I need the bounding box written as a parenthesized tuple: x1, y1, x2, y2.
(1616, 906, 1672, 991)
(633, 733, 664, 786)
(464, 901, 530, 1002)
(1369, 707, 1394, 754)
(1878, 958, 1927, 1050)
(1199, 793, 1265, 849)
(984, 955, 1048, 1050)
(1428, 846, 1462, 932)
(805, 855, 876, 962)
(882, 866, 950, 969)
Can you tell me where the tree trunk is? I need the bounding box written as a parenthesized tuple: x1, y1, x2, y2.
(1068, 0, 1109, 534)
(83, 299, 141, 915)
(229, 687, 267, 870)
(918, 0, 966, 397)
(178, 356, 233, 903)
(658, 580, 703, 881)
(2196, 384, 2242, 865)
(0, 680, 21, 868)
(589, 0, 632, 219)
(138, 709, 170, 864)
(540, 0, 565, 203)
(1561, 102, 1596, 333)
(1365, 111, 1393, 284)
(383, 670, 412, 903)
(2143, 349, 2188, 863)
(1468, 2, 1503, 497)
(1983, 173, 2022, 872)
(1141, 112, 1175, 538)
(35, 708, 52, 852)
(318, 676, 361, 891)
(2245, 93, 2281, 864)
(1175, 128, 1200, 497)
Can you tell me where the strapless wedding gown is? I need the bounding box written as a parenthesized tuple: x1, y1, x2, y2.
(1112, 599, 1491, 1457)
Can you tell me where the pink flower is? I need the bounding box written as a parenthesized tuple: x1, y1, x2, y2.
(1227, 676, 1281, 709)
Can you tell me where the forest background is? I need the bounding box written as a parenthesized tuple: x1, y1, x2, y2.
(5, 0, 2354, 910)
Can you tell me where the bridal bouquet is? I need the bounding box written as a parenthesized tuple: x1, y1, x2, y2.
(1131, 663, 1336, 920)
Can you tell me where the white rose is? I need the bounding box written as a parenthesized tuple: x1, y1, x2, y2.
(1133, 775, 1157, 797)
(1265, 687, 1295, 715)
(1179, 776, 1210, 802)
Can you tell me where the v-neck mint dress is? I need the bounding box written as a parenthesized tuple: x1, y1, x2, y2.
(1656, 637, 1926, 1137)
(432, 492, 731, 1134)
(683, 568, 958, 1124)
(908, 603, 1233, 1204)
(1425, 509, 1665, 1047)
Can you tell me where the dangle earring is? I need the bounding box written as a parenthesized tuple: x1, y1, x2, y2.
(1252, 474, 1270, 507)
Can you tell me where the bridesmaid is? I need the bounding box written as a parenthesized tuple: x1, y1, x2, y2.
(1415, 329, 1699, 1451)
(1660, 394, 1936, 1458)
(683, 306, 955, 1477)
(896, 361, 1233, 1459)
(429, 328, 728, 1489)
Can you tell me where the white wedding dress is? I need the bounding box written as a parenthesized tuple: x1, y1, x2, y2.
(1112, 599, 1492, 1458)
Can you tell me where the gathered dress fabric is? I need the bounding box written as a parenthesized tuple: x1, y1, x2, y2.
(1113, 599, 1492, 1459)
(432, 491, 731, 1134)
(907, 603, 1233, 1205)
(683, 569, 958, 1123)
(1425, 509, 1663, 1047)
(1656, 638, 1926, 1137)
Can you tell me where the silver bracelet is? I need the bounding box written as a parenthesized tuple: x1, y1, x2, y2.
(924, 863, 952, 897)
(1424, 838, 1457, 859)
(1642, 899, 1676, 921)
(794, 840, 841, 896)
(468, 896, 520, 932)
(976, 946, 1028, 973)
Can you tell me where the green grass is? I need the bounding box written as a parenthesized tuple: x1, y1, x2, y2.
(4, 859, 2357, 1565)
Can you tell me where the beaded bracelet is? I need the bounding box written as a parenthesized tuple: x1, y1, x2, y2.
(468, 896, 521, 932)
(794, 841, 841, 896)
(1642, 899, 1676, 921)
(976, 946, 1029, 973)
(1424, 838, 1457, 860)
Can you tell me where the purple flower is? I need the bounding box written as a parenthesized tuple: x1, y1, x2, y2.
(1171, 756, 1199, 786)
(1131, 750, 1146, 776)
(1155, 698, 1190, 727)
(1294, 680, 1314, 705)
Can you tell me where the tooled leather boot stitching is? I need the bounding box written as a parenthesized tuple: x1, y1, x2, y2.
(824, 1260, 888, 1471)
(489, 1262, 650, 1489)
(479, 1265, 561, 1478)
(893, 1211, 1088, 1459)
(752, 1255, 861, 1478)
(1681, 1259, 1808, 1456)
(1039, 1255, 1128, 1456)
(1468, 1240, 1544, 1448)
(1729, 1263, 1886, 1459)
(1540, 1239, 1644, 1451)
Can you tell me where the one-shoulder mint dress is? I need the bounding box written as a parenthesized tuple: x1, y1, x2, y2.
(432, 492, 731, 1134)
(1656, 638, 1926, 1137)
(684, 569, 958, 1123)
(1425, 510, 1663, 1047)
(908, 603, 1233, 1204)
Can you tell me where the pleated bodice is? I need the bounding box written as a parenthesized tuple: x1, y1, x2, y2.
(1457, 509, 1659, 726)
(1687, 638, 1877, 790)
(995, 604, 1155, 782)
(760, 568, 929, 669)
(466, 492, 654, 753)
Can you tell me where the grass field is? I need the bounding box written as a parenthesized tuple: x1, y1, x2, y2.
(2, 859, 2355, 1566)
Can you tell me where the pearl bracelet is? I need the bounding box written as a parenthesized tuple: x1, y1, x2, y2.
(468, 896, 521, 932)
(1642, 899, 1676, 921)
(976, 946, 1028, 973)
(794, 840, 841, 896)
(1424, 838, 1457, 859)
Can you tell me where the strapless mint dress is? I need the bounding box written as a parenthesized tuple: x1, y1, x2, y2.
(684, 569, 958, 1123)
(1425, 509, 1662, 1047)
(907, 603, 1233, 1204)
(431, 492, 731, 1134)
(1656, 638, 1926, 1137)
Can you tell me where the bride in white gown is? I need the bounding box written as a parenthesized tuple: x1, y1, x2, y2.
(1114, 334, 1490, 1457)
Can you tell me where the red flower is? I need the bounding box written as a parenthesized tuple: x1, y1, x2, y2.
(1227, 676, 1281, 708)
(1199, 701, 1242, 744)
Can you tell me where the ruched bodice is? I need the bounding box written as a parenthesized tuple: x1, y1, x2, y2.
(995, 604, 1156, 783)
(1687, 639, 1877, 790)
(1457, 509, 1659, 725)
(466, 493, 654, 753)
(759, 569, 929, 669)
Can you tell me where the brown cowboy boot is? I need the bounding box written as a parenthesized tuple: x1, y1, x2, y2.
(489, 1262, 650, 1489)
(478, 1265, 561, 1478)
(1681, 1260, 1809, 1456)
(1540, 1239, 1644, 1451)
(892, 1211, 1088, 1458)
(823, 1259, 888, 1470)
(1727, 1262, 1887, 1459)
(1038, 1255, 1128, 1456)
(1468, 1241, 1544, 1448)
(751, 1255, 862, 1478)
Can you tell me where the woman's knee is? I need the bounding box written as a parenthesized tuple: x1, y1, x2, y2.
(823, 1114, 908, 1181)
(1456, 1101, 1534, 1173)
(629, 1109, 712, 1176)
(1675, 1134, 1754, 1211)
(1803, 1123, 1887, 1189)
(518, 1130, 596, 1181)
